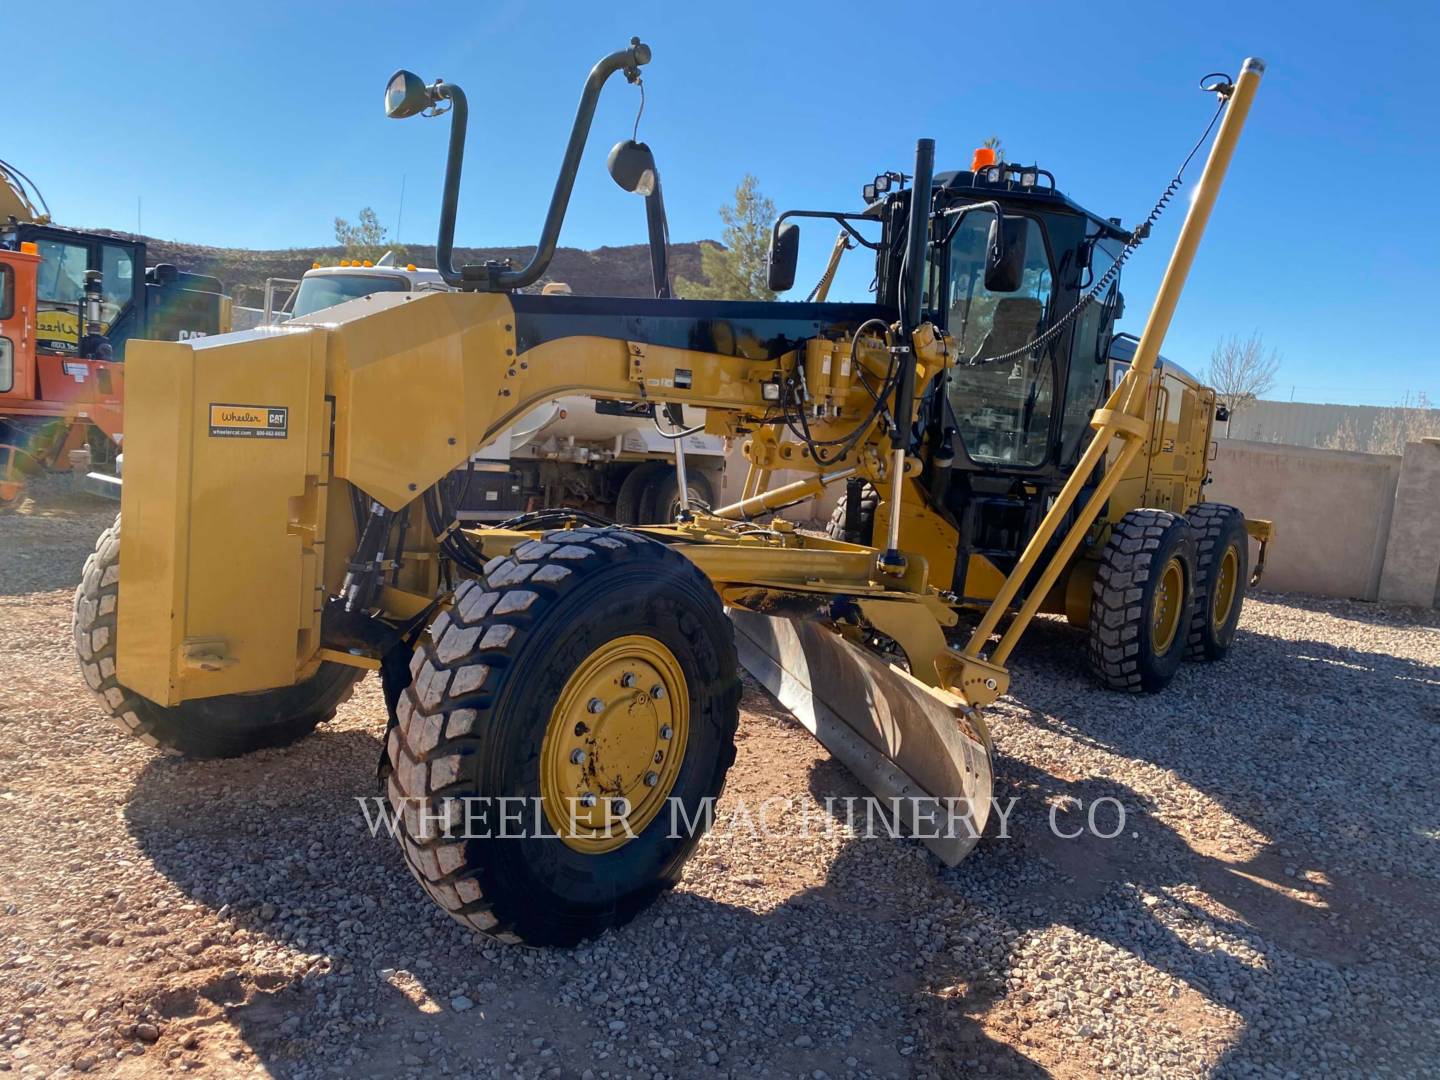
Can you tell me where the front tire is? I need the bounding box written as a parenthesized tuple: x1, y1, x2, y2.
(73, 515, 362, 758)
(385, 526, 740, 946)
(1087, 509, 1196, 693)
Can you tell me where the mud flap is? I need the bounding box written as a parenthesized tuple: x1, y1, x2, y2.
(729, 610, 994, 865)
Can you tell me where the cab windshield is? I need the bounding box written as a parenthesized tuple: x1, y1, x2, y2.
(291, 273, 410, 317)
(940, 214, 1055, 467)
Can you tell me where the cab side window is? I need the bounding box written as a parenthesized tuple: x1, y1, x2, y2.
(36, 240, 88, 305)
(1058, 238, 1122, 463)
(100, 244, 135, 330)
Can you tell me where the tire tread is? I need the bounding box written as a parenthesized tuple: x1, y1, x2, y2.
(384, 526, 740, 946)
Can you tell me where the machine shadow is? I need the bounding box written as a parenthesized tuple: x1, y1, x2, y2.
(919, 605, 1438, 1074)
(802, 734, 1410, 1075)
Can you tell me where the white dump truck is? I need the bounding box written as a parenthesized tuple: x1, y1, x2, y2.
(267, 259, 725, 524)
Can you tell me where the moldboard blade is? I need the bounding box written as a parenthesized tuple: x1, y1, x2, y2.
(729, 610, 994, 865)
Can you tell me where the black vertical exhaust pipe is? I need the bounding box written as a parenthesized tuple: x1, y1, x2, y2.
(879, 138, 935, 567)
(644, 179, 671, 298)
(895, 137, 935, 444)
(607, 136, 671, 297)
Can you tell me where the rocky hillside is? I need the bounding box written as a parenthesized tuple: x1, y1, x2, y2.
(85, 233, 710, 305)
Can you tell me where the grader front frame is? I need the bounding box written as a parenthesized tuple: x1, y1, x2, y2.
(74, 40, 1265, 945)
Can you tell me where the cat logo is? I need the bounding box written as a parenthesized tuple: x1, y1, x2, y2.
(208, 403, 289, 439)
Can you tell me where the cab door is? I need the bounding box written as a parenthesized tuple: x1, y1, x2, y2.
(0, 247, 39, 407)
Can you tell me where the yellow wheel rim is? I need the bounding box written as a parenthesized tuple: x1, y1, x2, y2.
(1212, 544, 1240, 627)
(1150, 557, 1184, 655)
(540, 635, 689, 854)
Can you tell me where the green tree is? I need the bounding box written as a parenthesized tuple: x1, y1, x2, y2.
(334, 207, 402, 262)
(674, 175, 777, 300)
(982, 135, 1005, 162)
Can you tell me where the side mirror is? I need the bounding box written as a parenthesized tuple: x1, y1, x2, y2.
(384, 70, 432, 119)
(983, 215, 1028, 293)
(607, 140, 657, 196)
(767, 222, 800, 293)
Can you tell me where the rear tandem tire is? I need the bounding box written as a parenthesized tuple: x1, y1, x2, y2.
(73, 515, 362, 758)
(1087, 508, 1196, 693)
(384, 526, 741, 947)
(1184, 502, 1249, 661)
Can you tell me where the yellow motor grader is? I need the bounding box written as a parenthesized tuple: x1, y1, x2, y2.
(73, 40, 1267, 945)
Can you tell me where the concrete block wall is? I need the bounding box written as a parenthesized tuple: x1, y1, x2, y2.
(1377, 438, 1440, 607)
(1206, 440, 1403, 601)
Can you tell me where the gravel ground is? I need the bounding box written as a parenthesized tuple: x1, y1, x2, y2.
(1, 480, 1437, 1079)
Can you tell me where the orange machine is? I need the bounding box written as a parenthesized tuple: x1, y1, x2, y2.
(0, 225, 229, 507)
(0, 240, 125, 505)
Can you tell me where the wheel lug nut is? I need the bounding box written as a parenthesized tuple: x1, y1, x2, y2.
(620, 672, 636, 688)
(570, 749, 587, 764)
(578, 793, 597, 808)
(651, 686, 665, 701)
(644, 771, 659, 787)
(612, 797, 630, 817)
(659, 725, 673, 740)
(587, 697, 604, 714)
(654, 751, 664, 764)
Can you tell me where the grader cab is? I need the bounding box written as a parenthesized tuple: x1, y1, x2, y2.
(73, 40, 1267, 945)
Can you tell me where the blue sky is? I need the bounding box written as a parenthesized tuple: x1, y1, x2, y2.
(8, 0, 1436, 405)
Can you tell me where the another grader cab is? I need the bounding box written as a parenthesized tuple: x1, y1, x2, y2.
(73, 41, 1267, 945)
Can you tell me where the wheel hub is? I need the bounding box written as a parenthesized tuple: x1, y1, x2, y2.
(1212, 545, 1239, 626)
(541, 635, 689, 853)
(1151, 557, 1184, 654)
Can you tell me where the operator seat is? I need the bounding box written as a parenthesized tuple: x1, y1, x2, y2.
(967, 296, 1043, 363)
